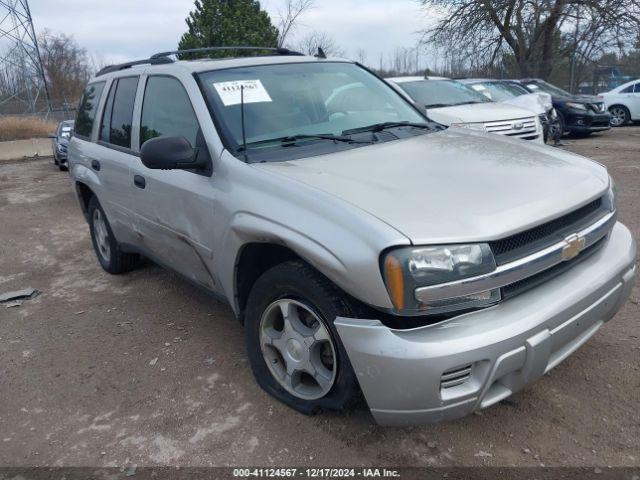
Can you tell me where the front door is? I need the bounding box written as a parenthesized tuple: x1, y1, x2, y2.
(129, 75, 218, 290)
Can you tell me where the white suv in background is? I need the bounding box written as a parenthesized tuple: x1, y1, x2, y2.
(600, 79, 640, 127)
(388, 77, 544, 143)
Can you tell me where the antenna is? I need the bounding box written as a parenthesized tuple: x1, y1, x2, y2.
(0, 0, 51, 115)
(240, 85, 248, 161)
(315, 47, 327, 59)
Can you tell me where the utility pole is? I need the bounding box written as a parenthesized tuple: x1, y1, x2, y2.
(0, 0, 50, 115)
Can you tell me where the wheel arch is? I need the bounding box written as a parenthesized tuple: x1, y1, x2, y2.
(75, 181, 96, 221)
(234, 243, 307, 323)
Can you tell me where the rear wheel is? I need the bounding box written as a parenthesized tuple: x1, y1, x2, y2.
(609, 105, 630, 127)
(245, 261, 361, 415)
(88, 196, 140, 274)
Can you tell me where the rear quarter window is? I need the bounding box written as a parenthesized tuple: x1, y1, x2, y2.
(75, 82, 106, 139)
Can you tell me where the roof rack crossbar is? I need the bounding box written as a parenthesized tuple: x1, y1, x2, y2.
(150, 46, 304, 59)
(95, 46, 305, 78)
(96, 56, 174, 77)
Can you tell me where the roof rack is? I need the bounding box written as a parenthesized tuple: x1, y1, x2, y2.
(95, 46, 304, 78)
(150, 46, 303, 59)
(96, 57, 173, 77)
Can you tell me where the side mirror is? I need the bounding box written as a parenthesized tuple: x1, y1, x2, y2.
(140, 136, 207, 170)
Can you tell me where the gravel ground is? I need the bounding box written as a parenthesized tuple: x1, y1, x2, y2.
(0, 128, 638, 469)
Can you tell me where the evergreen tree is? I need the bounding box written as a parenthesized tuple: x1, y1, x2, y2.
(178, 0, 279, 57)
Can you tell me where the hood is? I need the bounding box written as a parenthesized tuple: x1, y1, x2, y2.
(426, 102, 537, 125)
(255, 130, 608, 245)
(574, 94, 603, 103)
(554, 93, 601, 104)
(502, 94, 545, 115)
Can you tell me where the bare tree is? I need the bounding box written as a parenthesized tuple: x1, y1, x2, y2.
(355, 48, 368, 65)
(419, 0, 640, 80)
(276, 0, 315, 48)
(297, 31, 345, 57)
(38, 30, 91, 105)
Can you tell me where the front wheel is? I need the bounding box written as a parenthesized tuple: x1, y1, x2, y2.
(609, 105, 630, 127)
(244, 261, 361, 415)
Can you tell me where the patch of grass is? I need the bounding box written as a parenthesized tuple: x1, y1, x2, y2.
(0, 116, 59, 142)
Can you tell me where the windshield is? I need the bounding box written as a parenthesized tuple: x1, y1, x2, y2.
(397, 80, 492, 108)
(468, 81, 528, 101)
(198, 62, 427, 153)
(525, 80, 571, 97)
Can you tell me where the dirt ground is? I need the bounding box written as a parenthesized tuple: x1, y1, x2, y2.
(0, 128, 638, 469)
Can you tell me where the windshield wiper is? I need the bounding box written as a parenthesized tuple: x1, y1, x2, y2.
(424, 103, 451, 109)
(451, 100, 486, 106)
(341, 121, 432, 135)
(238, 133, 371, 151)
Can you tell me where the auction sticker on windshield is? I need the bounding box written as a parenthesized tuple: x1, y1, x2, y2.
(213, 79, 272, 106)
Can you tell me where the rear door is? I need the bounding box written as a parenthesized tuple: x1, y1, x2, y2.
(129, 74, 217, 290)
(95, 76, 140, 244)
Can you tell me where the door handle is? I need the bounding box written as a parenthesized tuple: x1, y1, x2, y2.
(91, 160, 100, 171)
(133, 174, 146, 189)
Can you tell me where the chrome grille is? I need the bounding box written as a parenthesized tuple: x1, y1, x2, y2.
(484, 117, 538, 140)
(502, 236, 607, 299)
(490, 197, 606, 265)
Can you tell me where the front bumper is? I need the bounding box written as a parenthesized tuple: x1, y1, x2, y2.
(565, 112, 611, 133)
(336, 222, 636, 426)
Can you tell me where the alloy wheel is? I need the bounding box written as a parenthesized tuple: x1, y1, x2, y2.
(609, 107, 628, 127)
(92, 208, 111, 263)
(259, 299, 337, 400)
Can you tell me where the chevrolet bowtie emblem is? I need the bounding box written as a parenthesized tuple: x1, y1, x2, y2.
(562, 234, 586, 261)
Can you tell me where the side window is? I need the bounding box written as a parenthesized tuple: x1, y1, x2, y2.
(100, 76, 139, 149)
(634, 83, 640, 93)
(140, 76, 200, 148)
(621, 84, 634, 93)
(75, 82, 106, 139)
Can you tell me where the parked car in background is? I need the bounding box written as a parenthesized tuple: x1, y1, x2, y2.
(48, 120, 74, 171)
(458, 79, 558, 142)
(599, 79, 640, 127)
(387, 77, 544, 143)
(514, 79, 610, 137)
(67, 48, 635, 425)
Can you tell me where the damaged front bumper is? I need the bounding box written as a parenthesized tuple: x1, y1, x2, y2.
(335, 222, 636, 426)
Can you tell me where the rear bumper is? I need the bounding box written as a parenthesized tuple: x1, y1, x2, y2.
(336, 222, 636, 426)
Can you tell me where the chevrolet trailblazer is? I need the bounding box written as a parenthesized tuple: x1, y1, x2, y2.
(68, 47, 636, 426)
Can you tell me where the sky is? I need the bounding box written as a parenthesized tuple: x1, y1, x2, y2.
(28, 0, 435, 69)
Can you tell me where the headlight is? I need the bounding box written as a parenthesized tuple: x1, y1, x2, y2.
(603, 177, 617, 212)
(565, 102, 587, 111)
(450, 123, 486, 132)
(382, 244, 500, 315)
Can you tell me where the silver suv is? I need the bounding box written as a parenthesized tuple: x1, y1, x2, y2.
(68, 48, 636, 426)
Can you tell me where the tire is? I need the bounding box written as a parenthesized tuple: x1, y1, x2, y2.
(88, 196, 140, 274)
(59, 164, 68, 172)
(609, 105, 630, 127)
(245, 260, 362, 415)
